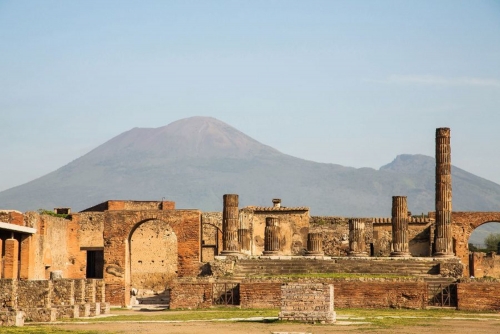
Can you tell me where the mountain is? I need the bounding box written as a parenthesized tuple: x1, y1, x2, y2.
(1, 116, 500, 217)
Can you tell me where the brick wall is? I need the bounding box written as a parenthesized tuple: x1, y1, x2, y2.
(457, 282, 500, 310)
(333, 280, 426, 309)
(170, 282, 212, 309)
(240, 282, 281, 308)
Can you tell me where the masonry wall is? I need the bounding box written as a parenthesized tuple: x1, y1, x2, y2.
(457, 282, 500, 310)
(245, 208, 309, 256)
(310, 216, 432, 257)
(103, 209, 201, 306)
(470, 252, 500, 278)
(201, 212, 222, 262)
(170, 281, 212, 309)
(240, 282, 281, 308)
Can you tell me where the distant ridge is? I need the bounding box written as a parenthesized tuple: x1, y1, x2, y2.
(1, 116, 500, 217)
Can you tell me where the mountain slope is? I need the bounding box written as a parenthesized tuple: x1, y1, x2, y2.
(1, 117, 500, 217)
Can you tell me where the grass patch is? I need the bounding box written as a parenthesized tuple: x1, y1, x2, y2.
(0, 328, 101, 334)
(66, 308, 278, 323)
(251, 273, 413, 279)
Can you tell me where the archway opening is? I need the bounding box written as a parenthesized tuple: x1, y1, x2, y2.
(129, 219, 178, 305)
(468, 221, 500, 278)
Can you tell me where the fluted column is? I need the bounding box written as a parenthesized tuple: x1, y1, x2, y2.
(391, 196, 411, 257)
(221, 194, 240, 255)
(263, 217, 280, 255)
(434, 128, 454, 257)
(348, 219, 368, 257)
(238, 228, 250, 251)
(305, 232, 324, 256)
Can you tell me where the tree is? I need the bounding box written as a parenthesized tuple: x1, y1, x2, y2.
(484, 233, 500, 251)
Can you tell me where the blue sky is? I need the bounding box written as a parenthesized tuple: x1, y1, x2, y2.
(1, 0, 500, 191)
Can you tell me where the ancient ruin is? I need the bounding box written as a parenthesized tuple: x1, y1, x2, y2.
(2, 127, 500, 326)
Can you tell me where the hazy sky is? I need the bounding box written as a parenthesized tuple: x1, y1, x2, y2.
(1, 0, 500, 192)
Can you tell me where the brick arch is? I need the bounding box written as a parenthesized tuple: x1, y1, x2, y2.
(452, 212, 500, 277)
(103, 209, 201, 306)
(128, 218, 178, 293)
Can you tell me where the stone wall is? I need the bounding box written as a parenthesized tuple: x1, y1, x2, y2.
(457, 282, 500, 310)
(310, 216, 432, 257)
(0, 278, 109, 326)
(170, 281, 212, 309)
(201, 212, 222, 262)
(279, 283, 335, 323)
(244, 207, 309, 256)
(171, 278, 428, 310)
(470, 252, 500, 278)
(102, 209, 201, 306)
(240, 282, 281, 308)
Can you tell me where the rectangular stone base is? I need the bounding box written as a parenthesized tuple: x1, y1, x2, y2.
(79, 303, 90, 317)
(55, 305, 79, 319)
(0, 311, 25, 327)
(279, 311, 336, 324)
(100, 302, 111, 315)
(22, 308, 56, 322)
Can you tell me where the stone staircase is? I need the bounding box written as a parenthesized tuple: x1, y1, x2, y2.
(232, 257, 449, 278)
(133, 289, 170, 310)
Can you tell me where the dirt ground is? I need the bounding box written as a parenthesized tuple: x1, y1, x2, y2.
(45, 310, 500, 334)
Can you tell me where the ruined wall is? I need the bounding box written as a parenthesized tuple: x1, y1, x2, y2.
(457, 282, 500, 310)
(172, 278, 428, 310)
(20, 213, 85, 280)
(103, 209, 201, 306)
(245, 208, 309, 256)
(201, 212, 222, 262)
(470, 252, 500, 278)
(447, 212, 500, 277)
(130, 219, 178, 292)
(170, 281, 212, 309)
(76, 212, 104, 248)
(240, 282, 281, 308)
(0, 278, 109, 324)
(310, 216, 432, 257)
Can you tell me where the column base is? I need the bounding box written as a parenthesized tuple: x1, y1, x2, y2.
(305, 251, 324, 257)
(432, 252, 455, 258)
(390, 252, 411, 257)
(220, 250, 240, 256)
(348, 252, 369, 257)
(262, 251, 279, 256)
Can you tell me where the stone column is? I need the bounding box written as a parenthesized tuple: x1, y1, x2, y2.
(4, 238, 19, 279)
(305, 233, 324, 256)
(221, 194, 240, 255)
(434, 127, 454, 257)
(20, 234, 35, 279)
(348, 219, 368, 257)
(238, 228, 251, 251)
(391, 196, 411, 257)
(263, 217, 280, 255)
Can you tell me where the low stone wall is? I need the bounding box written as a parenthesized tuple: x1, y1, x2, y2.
(0, 279, 109, 326)
(171, 278, 428, 310)
(279, 283, 335, 323)
(457, 282, 500, 311)
(240, 282, 281, 308)
(333, 280, 426, 309)
(170, 281, 212, 309)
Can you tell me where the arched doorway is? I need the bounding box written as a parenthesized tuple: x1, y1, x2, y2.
(467, 221, 500, 278)
(129, 219, 178, 305)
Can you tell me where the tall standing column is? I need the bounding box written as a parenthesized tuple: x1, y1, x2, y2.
(221, 194, 240, 255)
(434, 128, 454, 257)
(263, 217, 280, 255)
(391, 196, 411, 257)
(348, 219, 368, 257)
